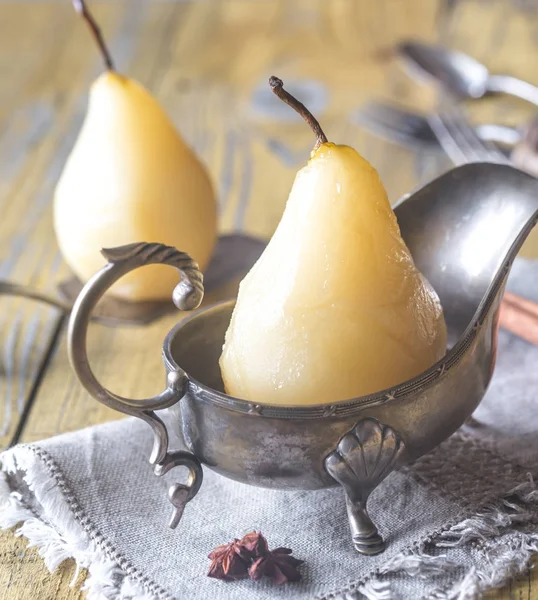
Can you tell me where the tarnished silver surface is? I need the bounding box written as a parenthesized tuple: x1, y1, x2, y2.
(67, 242, 204, 529)
(325, 419, 405, 555)
(58, 276, 175, 325)
(67, 163, 538, 553)
(399, 40, 538, 105)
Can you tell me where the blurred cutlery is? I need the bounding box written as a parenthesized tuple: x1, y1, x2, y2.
(354, 100, 520, 152)
(398, 40, 538, 105)
(426, 104, 510, 165)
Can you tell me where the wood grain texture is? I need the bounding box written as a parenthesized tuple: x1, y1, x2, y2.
(1, 1, 538, 598)
(0, 528, 84, 600)
(0, 2, 132, 450)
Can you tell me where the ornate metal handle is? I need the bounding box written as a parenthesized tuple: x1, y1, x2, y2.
(67, 242, 205, 528)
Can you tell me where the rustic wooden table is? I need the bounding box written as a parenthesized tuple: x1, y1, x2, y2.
(0, 0, 537, 598)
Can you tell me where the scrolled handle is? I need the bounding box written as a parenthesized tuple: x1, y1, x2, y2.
(68, 242, 203, 415)
(67, 241, 205, 528)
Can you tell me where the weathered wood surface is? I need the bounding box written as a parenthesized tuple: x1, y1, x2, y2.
(1, 1, 538, 598)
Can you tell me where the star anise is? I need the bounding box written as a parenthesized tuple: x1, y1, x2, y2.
(249, 547, 304, 585)
(208, 532, 303, 584)
(238, 531, 269, 559)
(207, 540, 249, 581)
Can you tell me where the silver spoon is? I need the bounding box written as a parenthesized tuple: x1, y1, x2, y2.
(398, 40, 538, 105)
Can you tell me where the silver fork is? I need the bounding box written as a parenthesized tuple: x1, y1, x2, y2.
(354, 100, 521, 152)
(427, 105, 511, 166)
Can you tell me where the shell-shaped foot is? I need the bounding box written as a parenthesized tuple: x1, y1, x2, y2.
(325, 417, 405, 503)
(325, 418, 405, 556)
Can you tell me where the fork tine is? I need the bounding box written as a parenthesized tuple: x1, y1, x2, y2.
(446, 105, 508, 163)
(427, 105, 509, 166)
(443, 106, 488, 162)
(426, 112, 470, 166)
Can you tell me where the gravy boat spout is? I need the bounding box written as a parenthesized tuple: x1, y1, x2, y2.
(67, 163, 538, 556)
(396, 162, 538, 345)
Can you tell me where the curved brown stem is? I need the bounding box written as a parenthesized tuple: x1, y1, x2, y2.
(269, 76, 328, 151)
(73, 0, 114, 71)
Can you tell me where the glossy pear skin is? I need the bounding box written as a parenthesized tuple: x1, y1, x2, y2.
(220, 143, 447, 405)
(54, 72, 217, 301)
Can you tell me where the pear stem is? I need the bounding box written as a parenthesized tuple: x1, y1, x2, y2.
(73, 0, 115, 71)
(269, 76, 328, 151)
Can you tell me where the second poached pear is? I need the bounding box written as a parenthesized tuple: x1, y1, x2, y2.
(55, 2, 217, 301)
(220, 142, 447, 405)
(54, 72, 217, 301)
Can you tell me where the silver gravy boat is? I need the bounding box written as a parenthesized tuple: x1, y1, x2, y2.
(67, 162, 538, 556)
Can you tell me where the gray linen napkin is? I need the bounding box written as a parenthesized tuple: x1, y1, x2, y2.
(2, 257, 538, 600)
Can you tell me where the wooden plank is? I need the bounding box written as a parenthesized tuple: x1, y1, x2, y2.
(0, 528, 84, 600)
(0, 0, 187, 450)
(2, 1, 538, 599)
(0, 3, 138, 451)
